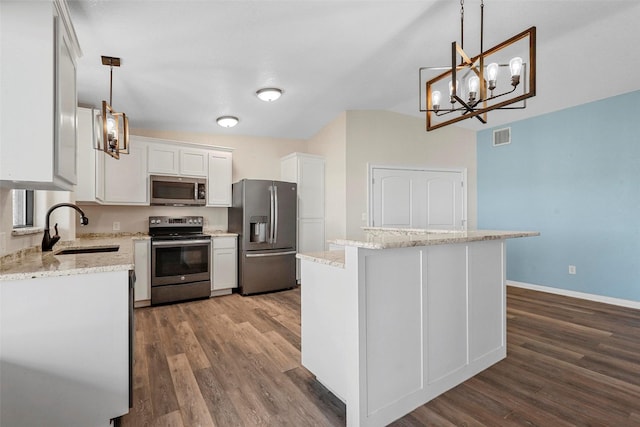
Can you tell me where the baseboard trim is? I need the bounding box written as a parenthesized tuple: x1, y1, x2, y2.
(507, 280, 640, 310)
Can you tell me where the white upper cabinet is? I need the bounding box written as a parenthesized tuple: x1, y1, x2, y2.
(99, 139, 149, 205)
(76, 130, 232, 206)
(148, 144, 179, 175)
(0, 0, 82, 190)
(207, 151, 233, 207)
(148, 142, 208, 177)
(75, 107, 98, 202)
(76, 110, 149, 205)
(281, 153, 325, 219)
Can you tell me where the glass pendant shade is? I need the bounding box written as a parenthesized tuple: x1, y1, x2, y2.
(487, 63, 499, 81)
(431, 90, 441, 111)
(509, 57, 523, 77)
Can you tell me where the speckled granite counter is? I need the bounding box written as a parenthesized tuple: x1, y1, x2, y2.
(332, 228, 539, 250)
(206, 230, 238, 238)
(0, 233, 147, 281)
(296, 250, 346, 268)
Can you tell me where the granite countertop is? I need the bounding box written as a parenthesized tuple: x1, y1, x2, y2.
(296, 250, 346, 268)
(331, 228, 540, 250)
(0, 234, 146, 282)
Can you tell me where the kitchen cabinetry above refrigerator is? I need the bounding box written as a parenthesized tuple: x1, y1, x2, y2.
(0, 0, 81, 191)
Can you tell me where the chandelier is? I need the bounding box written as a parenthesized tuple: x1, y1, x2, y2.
(419, 0, 536, 131)
(98, 56, 129, 159)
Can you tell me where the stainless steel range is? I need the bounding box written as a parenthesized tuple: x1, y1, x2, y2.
(149, 216, 211, 305)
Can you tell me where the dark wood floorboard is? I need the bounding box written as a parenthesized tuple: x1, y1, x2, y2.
(121, 286, 640, 426)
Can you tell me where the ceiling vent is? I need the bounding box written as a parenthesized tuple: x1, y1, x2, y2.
(493, 127, 511, 146)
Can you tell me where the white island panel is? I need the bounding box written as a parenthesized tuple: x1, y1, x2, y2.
(364, 249, 423, 414)
(299, 228, 537, 426)
(425, 243, 469, 384)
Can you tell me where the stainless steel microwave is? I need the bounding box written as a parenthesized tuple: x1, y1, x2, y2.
(150, 175, 206, 206)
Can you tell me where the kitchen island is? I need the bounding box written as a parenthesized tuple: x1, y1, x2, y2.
(297, 228, 539, 427)
(0, 234, 141, 427)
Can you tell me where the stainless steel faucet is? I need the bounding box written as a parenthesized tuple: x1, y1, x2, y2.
(41, 203, 89, 251)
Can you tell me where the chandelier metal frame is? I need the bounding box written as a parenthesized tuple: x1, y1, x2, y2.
(420, 0, 536, 131)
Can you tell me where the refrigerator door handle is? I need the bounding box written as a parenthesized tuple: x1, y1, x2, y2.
(245, 250, 297, 258)
(274, 185, 279, 244)
(269, 185, 275, 244)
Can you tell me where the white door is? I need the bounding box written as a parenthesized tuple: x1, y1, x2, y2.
(371, 167, 465, 230)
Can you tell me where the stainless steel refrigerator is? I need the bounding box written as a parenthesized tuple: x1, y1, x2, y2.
(228, 179, 297, 295)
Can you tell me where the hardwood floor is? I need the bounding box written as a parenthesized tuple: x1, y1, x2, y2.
(122, 286, 640, 426)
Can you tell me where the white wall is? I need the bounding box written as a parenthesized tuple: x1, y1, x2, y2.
(307, 112, 347, 243)
(345, 111, 477, 240)
(0, 188, 75, 257)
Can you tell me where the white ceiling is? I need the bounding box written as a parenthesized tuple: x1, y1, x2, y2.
(68, 0, 640, 140)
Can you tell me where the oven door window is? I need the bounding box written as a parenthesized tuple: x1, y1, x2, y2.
(152, 243, 210, 285)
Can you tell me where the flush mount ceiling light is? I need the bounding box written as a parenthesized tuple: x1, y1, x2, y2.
(419, 0, 536, 131)
(98, 55, 129, 159)
(216, 116, 239, 128)
(256, 87, 283, 102)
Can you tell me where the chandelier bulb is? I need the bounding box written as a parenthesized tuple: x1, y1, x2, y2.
(509, 57, 523, 87)
(448, 80, 458, 103)
(431, 91, 441, 112)
(468, 76, 479, 102)
(487, 63, 499, 91)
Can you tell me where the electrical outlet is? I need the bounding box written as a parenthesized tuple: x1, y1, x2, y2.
(568, 265, 576, 275)
(361, 213, 367, 221)
(113, 221, 121, 231)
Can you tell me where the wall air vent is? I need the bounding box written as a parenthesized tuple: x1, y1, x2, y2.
(493, 127, 511, 146)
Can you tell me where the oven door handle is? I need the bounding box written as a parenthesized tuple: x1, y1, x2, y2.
(152, 239, 212, 247)
(245, 250, 296, 258)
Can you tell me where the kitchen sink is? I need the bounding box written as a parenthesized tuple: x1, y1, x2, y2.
(54, 245, 120, 255)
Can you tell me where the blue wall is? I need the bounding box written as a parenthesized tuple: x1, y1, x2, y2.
(478, 90, 640, 302)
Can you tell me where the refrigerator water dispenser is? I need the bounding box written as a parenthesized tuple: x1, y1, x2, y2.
(250, 216, 268, 243)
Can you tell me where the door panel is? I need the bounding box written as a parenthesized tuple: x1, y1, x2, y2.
(241, 180, 273, 251)
(372, 168, 465, 230)
(426, 176, 460, 229)
(376, 173, 412, 227)
(239, 251, 296, 295)
(272, 181, 297, 250)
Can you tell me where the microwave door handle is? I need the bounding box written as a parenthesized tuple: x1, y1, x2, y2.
(274, 185, 279, 244)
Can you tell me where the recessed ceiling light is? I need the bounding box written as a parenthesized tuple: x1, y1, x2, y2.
(216, 116, 239, 128)
(256, 87, 283, 102)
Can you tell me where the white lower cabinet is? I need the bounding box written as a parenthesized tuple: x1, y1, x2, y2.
(211, 236, 237, 295)
(0, 270, 130, 426)
(133, 239, 151, 306)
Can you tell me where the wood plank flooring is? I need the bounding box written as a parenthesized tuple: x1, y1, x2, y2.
(122, 286, 640, 426)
